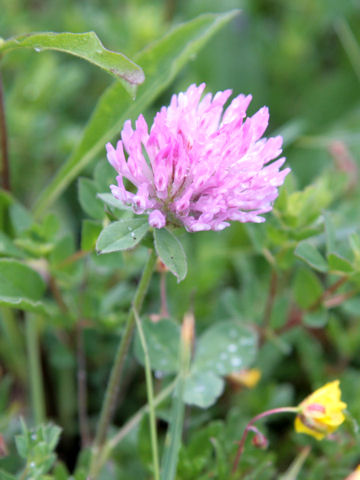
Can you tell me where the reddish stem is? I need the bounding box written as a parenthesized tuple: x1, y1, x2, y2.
(231, 406, 298, 474)
(160, 271, 169, 317)
(309, 276, 348, 311)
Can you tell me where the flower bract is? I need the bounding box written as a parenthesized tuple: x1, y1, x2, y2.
(107, 83, 290, 232)
(294, 380, 347, 440)
(228, 368, 261, 389)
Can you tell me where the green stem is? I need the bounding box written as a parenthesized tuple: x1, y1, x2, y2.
(278, 446, 311, 480)
(0, 70, 10, 191)
(0, 307, 25, 380)
(335, 18, 360, 83)
(160, 320, 192, 480)
(133, 308, 160, 480)
(57, 365, 76, 435)
(92, 379, 177, 478)
(25, 314, 45, 425)
(90, 248, 157, 474)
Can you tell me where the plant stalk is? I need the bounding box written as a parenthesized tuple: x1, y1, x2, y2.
(25, 315, 45, 425)
(0, 70, 10, 191)
(232, 406, 299, 474)
(92, 379, 177, 478)
(90, 248, 157, 473)
(133, 308, 160, 480)
(160, 315, 192, 480)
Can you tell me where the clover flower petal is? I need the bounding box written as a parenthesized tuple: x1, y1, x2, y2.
(294, 380, 347, 440)
(107, 83, 290, 232)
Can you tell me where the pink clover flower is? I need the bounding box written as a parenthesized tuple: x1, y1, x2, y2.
(107, 83, 290, 232)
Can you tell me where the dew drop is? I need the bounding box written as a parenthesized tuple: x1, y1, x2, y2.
(231, 357, 242, 367)
(228, 344, 237, 353)
(34, 47, 41, 52)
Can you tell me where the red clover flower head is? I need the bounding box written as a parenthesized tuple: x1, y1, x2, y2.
(107, 83, 290, 232)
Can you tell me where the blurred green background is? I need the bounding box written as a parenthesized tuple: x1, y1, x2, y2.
(2, 0, 360, 202)
(1, 1, 360, 479)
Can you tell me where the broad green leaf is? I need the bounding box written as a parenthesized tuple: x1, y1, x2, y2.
(96, 218, 149, 253)
(9, 202, 32, 235)
(0, 471, 16, 480)
(350, 233, 360, 262)
(178, 421, 223, 472)
(78, 178, 105, 220)
(14, 238, 54, 257)
(303, 308, 328, 328)
(99, 282, 132, 315)
(0, 31, 144, 97)
(295, 241, 328, 272)
(81, 220, 102, 251)
(192, 321, 257, 375)
(184, 371, 224, 408)
(294, 268, 323, 309)
(0, 259, 47, 313)
(33, 10, 239, 217)
(49, 235, 75, 267)
(154, 229, 187, 282)
(134, 318, 180, 374)
(53, 463, 70, 480)
(327, 252, 354, 273)
(324, 212, 336, 255)
(0, 232, 25, 258)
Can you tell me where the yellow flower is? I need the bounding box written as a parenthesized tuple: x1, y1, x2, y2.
(345, 465, 360, 480)
(227, 369, 261, 389)
(294, 380, 347, 440)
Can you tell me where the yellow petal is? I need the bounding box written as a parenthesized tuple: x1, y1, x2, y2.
(228, 368, 261, 389)
(294, 416, 325, 440)
(295, 380, 346, 440)
(345, 465, 360, 480)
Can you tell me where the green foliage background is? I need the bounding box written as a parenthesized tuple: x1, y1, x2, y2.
(1, 0, 360, 479)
